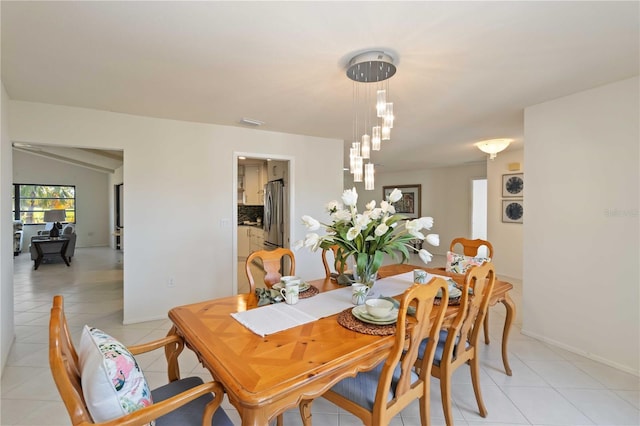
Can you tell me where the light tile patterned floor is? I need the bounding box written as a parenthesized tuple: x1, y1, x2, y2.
(2, 247, 638, 425)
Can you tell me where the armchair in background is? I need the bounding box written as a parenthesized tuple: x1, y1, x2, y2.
(30, 224, 77, 264)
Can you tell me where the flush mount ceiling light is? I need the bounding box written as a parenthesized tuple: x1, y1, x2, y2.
(240, 117, 264, 126)
(475, 138, 513, 160)
(346, 50, 397, 190)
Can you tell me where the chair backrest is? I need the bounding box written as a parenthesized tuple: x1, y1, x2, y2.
(450, 237, 494, 259)
(321, 245, 346, 278)
(372, 278, 449, 421)
(49, 295, 94, 425)
(442, 262, 496, 364)
(245, 247, 295, 293)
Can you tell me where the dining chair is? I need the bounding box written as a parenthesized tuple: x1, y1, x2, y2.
(321, 244, 346, 279)
(449, 237, 494, 259)
(245, 247, 296, 293)
(416, 262, 496, 425)
(449, 237, 494, 345)
(299, 278, 450, 426)
(49, 295, 233, 426)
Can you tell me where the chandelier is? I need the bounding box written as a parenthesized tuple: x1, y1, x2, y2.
(347, 51, 396, 190)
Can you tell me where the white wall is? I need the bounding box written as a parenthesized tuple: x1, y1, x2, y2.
(347, 163, 487, 259)
(13, 150, 111, 247)
(487, 149, 524, 280)
(1, 82, 15, 373)
(523, 76, 639, 374)
(8, 101, 343, 323)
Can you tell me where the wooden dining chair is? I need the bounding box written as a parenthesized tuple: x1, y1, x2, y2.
(449, 237, 494, 259)
(245, 247, 296, 293)
(299, 278, 450, 426)
(449, 237, 494, 345)
(416, 262, 496, 425)
(49, 295, 233, 426)
(321, 244, 346, 279)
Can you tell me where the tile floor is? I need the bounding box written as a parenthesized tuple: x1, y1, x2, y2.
(2, 247, 639, 425)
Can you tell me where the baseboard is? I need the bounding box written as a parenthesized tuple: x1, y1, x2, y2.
(521, 328, 639, 377)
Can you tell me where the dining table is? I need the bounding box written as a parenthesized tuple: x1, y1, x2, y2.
(167, 264, 515, 426)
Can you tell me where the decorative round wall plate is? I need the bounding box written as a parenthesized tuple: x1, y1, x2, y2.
(502, 173, 524, 197)
(502, 199, 524, 223)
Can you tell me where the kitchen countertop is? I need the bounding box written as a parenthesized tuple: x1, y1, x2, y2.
(239, 221, 263, 229)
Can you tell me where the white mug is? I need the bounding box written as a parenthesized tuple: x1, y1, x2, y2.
(413, 269, 428, 284)
(351, 284, 370, 305)
(281, 276, 301, 286)
(280, 283, 299, 304)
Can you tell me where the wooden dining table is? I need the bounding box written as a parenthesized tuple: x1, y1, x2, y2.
(167, 264, 515, 426)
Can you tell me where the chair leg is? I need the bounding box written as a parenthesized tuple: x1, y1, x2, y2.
(299, 399, 313, 426)
(483, 310, 490, 344)
(470, 356, 488, 418)
(276, 414, 284, 426)
(440, 371, 454, 426)
(419, 394, 430, 426)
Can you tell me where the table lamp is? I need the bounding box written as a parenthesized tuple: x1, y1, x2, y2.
(43, 209, 66, 238)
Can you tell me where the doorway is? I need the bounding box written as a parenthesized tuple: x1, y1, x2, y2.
(471, 178, 488, 258)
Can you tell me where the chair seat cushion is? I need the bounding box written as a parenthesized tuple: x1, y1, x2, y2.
(152, 376, 233, 426)
(329, 362, 419, 411)
(78, 326, 153, 422)
(418, 330, 464, 366)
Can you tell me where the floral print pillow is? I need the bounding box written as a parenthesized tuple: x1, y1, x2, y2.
(78, 326, 154, 424)
(445, 251, 491, 274)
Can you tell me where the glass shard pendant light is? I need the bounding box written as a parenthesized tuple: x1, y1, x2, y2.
(364, 163, 375, 190)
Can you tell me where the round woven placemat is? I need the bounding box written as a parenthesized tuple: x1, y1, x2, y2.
(299, 285, 319, 299)
(434, 296, 461, 306)
(336, 308, 398, 336)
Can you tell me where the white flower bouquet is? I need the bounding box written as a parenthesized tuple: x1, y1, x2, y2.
(295, 187, 439, 286)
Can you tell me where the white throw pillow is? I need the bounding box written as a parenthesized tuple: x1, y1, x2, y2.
(445, 251, 490, 274)
(78, 325, 153, 423)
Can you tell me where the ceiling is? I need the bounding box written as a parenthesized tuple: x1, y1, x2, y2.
(2, 1, 638, 173)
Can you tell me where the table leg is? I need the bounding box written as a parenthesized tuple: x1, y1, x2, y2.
(59, 240, 70, 266)
(240, 408, 270, 426)
(34, 243, 44, 270)
(501, 294, 515, 376)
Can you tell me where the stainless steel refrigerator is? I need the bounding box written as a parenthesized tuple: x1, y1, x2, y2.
(263, 179, 285, 251)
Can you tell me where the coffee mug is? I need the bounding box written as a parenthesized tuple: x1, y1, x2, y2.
(280, 283, 299, 304)
(413, 269, 428, 284)
(351, 283, 370, 305)
(281, 275, 301, 286)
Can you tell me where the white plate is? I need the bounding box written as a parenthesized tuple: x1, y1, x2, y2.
(272, 281, 310, 292)
(352, 305, 399, 325)
(437, 286, 462, 299)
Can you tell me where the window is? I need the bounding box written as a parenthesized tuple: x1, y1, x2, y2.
(13, 184, 76, 225)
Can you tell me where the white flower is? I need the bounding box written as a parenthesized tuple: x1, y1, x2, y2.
(303, 233, 321, 250)
(405, 219, 425, 239)
(365, 200, 376, 211)
(388, 188, 402, 203)
(332, 209, 352, 221)
(369, 207, 383, 220)
(346, 227, 360, 241)
(426, 234, 440, 246)
(326, 200, 342, 212)
(292, 239, 304, 250)
(418, 216, 434, 230)
(374, 223, 389, 236)
(380, 201, 396, 214)
(354, 214, 371, 230)
(301, 215, 320, 231)
(419, 249, 433, 264)
(342, 187, 358, 207)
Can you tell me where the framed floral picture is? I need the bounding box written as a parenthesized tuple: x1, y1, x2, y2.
(502, 199, 524, 223)
(502, 173, 524, 197)
(383, 185, 421, 219)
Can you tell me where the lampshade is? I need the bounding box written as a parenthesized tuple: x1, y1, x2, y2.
(475, 139, 513, 160)
(44, 209, 66, 223)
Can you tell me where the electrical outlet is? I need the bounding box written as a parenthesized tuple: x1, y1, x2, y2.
(168, 277, 175, 288)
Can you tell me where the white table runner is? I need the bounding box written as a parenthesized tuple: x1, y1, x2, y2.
(231, 271, 451, 337)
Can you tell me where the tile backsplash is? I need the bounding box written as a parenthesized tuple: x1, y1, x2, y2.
(238, 205, 264, 223)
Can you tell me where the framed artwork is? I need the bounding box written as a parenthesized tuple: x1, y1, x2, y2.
(502, 199, 524, 223)
(382, 185, 421, 219)
(502, 173, 524, 197)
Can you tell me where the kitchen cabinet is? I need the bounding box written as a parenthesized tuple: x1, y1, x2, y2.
(244, 164, 264, 205)
(237, 226, 251, 259)
(267, 160, 287, 182)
